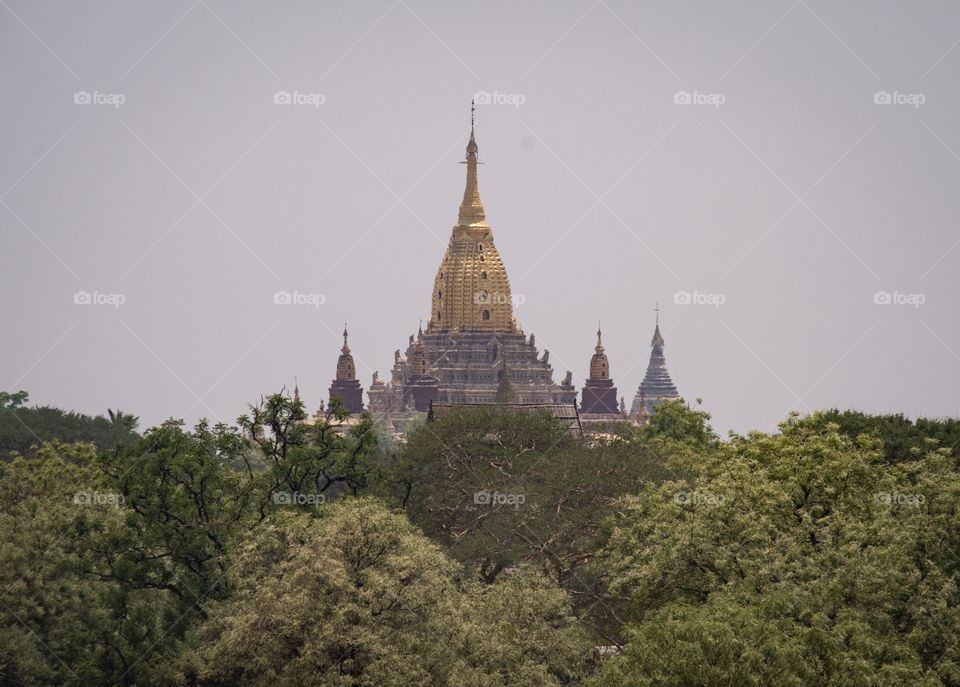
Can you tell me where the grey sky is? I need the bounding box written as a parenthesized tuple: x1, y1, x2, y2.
(2, 0, 958, 435)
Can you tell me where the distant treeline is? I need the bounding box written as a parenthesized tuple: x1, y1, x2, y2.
(0, 391, 139, 461)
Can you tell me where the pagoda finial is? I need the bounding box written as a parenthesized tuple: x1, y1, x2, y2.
(341, 324, 350, 353)
(457, 99, 486, 227)
(651, 304, 664, 347)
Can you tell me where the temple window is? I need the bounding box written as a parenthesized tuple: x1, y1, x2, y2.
(482, 310, 490, 321)
(481, 271, 487, 279)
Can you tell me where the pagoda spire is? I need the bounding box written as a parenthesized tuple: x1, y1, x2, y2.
(457, 98, 488, 228)
(329, 324, 364, 413)
(588, 322, 610, 380)
(631, 308, 678, 417)
(652, 304, 663, 346)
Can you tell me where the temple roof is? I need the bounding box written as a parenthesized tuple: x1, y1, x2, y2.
(589, 324, 610, 380)
(637, 312, 678, 403)
(427, 100, 517, 334)
(336, 325, 357, 380)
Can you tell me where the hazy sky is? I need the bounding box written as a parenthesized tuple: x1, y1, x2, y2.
(3, 0, 959, 435)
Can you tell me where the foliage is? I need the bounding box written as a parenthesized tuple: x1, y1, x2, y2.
(0, 392, 139, 461)
(0, 443, 183, 686)
(390, 406, 680, 644)
(804, 409, 960, 464)
(589, 417, 960, 685)
(638, 398, 718, 448)
(4, 392, 960, 686)
(181, 498, 590, 687)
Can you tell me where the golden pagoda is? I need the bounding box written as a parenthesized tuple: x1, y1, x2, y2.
(428, 101, 517, 334)
(374, 102, 576, 422)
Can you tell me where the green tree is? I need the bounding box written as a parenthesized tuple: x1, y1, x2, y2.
(803, 409, 960, 464)
(0, 443, 186, 685)
(589, 417, 960, 685)
(181, 498, 589, 686)
(0, 394, 139, 461)
(237, 392, 380, 516)
(390, 406, 680, 645)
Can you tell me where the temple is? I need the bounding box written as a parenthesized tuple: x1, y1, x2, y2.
(308, 104, 688, 436)
(366, 100, 577, 432)
(327, 325, 364, 414)
(578, 325, 628, 427)
(630, 308, 680, 418)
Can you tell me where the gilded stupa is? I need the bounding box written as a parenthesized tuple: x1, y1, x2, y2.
(579, 325, 626, 425)
(327, 325, 364, 414)
(373, 102, 576, 425)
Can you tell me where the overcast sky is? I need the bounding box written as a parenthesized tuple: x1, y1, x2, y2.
(2, 0, 959, 435)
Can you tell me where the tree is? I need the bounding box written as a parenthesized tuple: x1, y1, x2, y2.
(0, 443, 186, 686)
(803, 409, 960, 464)
(0, 396, 139, 461)
(237, 392, 381, 517)
(181, 498, 589, 686)
(107, 408, 140, 434)
(389, 406, 681, 645)
(639, 398, 718, 448)
(0, 390, 29, 408)
(589, 417, 960, 685)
